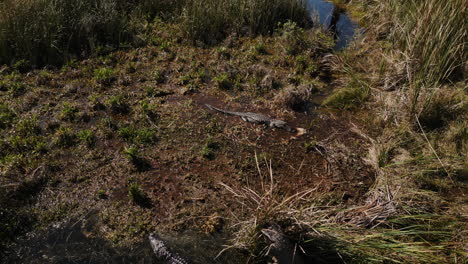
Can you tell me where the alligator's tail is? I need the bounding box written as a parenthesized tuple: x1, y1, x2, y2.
(205, 104, 242, 116)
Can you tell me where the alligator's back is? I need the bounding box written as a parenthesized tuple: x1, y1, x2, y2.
(205, 103, 247, 116)
(205, 104, 271, 124)
(149, 233, 191, 264)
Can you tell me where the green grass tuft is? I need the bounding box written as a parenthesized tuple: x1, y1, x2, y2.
(60, 102, 79, 122)
(128, 182, 151, 207)
(94, 67, 116, 86)
(0, 103, 16, 129)
(323, 77, 370, 110)
(55, 127, 77, 148)
(77, 129, 96, 147)
(106, 95, 129, 114)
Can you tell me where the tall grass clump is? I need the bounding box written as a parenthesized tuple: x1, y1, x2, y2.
(0, 0, 123, 66)
(372, 0, 466, 117)
(0, 0, 183, 66)
(0, 0, 310, 65)
(181, 0, 311, 44)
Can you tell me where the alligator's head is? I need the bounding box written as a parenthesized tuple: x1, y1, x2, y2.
(270, 119, 296, 133)
(149, 233, 170, 259)
(261, 225, 289, 250)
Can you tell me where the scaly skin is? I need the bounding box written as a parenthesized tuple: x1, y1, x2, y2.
(149, 233, 191, 264)
(205, 104, 296, 133)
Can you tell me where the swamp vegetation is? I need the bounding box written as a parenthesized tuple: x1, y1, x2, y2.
(0, 0, 466, 263)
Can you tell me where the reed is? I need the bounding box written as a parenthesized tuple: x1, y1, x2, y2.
(371, 0, 466, 118)
(0, 0, 310, 66)
(181, 0, 310, 44)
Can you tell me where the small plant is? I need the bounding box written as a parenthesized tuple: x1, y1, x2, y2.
(128, 182, 151, 207)
(88, 94, 105, 110)
(214, 73, 234, 90)
(152, 70, 166, 84)
(55, 127, 77, 148)
(12, 59, 31, 73)
(195, 67, 208, 83)
(140, 100, 155, 118)
(279, 21, 309, 56)
(15, 116, 40, 137)
(118, 126, 137, 142)
(9, 133, 47, 154)
(136, 128, 157, 145)
(60, 102, 79, 122)
(93, 67, 116, 86)
(106, 95, 129, 114)
(217, 47, 231, 59)
(287, 75, 302, 86)
(323, 77, 370, 110)
(97, 190, 107, 199)
(118, 125, 157, 145)
(123, 145, 140, 162)
(0, 80, 8, 91)
(304, 140, 318, 152)
(36, 70, 53, 86)
(8, 82, 26, 97)
(305, 64, 319, 77)
(253, 42, 267, 55)
(123, 146, 151, 171)
(295, 55, 308, 71)
(159, 41, 171, 52)
(77, 129, 95, 147)
(62, 59, 79, 71)
(125, 63, 136, 74)
(201, 140, 220, 160)
(179, 73, 194, 85)
(101, 117, 118, 130)
(0, 103, 16, 129)
(146, 86, 173, 98)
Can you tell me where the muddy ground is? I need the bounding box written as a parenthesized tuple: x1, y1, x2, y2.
(0, 26, 376, 263)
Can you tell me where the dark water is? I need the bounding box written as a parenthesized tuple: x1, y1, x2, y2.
(307, 0, 360, 49)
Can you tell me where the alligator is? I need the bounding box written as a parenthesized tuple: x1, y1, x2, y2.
(149, 233, 191, 264)
(262, 225, 307, 264)
(205, 104, 296, 133)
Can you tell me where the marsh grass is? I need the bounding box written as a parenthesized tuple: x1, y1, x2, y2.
(222, 147, 466, 263)
(317, 219, 460, 264)
(323, 73, 370, 109)
(0, 0, 131, 66)
(328, 8, 466, 261)
(181, 0, 310, 45)
(367, 0, 466, 122)
(385, 0, 465, 87)
(220, 153, 317, 254)
(0, 0, 311, 66)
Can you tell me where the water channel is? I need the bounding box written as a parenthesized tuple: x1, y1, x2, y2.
(307, 0, 360, 49)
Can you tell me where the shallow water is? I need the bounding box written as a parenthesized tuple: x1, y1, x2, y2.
(307, 0, 360, 49)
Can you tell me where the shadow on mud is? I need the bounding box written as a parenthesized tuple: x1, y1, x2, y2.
(2, 213, 153, 264)
(302, 236, 351, 264)
(1, 212, 248, 264)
